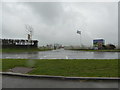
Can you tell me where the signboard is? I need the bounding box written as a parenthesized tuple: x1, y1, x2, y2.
(93, 39, 105, 49)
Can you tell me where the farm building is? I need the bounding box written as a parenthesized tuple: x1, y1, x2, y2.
(0, 39, 38, 48)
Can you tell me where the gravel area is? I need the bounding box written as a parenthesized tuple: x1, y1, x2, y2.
(8, 67, 33, 74)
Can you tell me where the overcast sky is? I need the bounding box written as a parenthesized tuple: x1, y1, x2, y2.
(1, 2, 118, 46)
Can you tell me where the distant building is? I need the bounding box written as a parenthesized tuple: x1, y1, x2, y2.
(0, 39, 38, 48)
(93, 39, 105, 49)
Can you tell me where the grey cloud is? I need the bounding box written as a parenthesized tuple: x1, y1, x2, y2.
(2, 2, 118, 46)
(26, 2, 64, 25)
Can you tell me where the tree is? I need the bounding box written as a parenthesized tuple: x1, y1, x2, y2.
(105, 44, 116, 49)
(25, 24, 33, 41)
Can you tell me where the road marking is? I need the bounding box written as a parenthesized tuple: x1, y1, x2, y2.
(50, 58, 56, 59)
(5, 57, 11, 58)
(66, 56, 68, 59)
(43, 56, 47, 57)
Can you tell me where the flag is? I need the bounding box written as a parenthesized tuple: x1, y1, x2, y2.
(77, 30, 81, 34)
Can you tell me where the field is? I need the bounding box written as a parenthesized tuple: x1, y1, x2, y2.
(1, 59, 118, 77)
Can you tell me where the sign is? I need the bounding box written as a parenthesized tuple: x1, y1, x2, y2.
(93, 39, 105, 49)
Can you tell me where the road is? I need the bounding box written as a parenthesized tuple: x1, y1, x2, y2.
(1, 49, 119, 59)
(2, 75, 118, 88)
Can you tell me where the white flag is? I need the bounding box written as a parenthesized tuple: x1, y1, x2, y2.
(77, 30, 81, 34)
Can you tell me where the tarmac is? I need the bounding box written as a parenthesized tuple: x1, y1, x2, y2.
(1, 72, 119, 88)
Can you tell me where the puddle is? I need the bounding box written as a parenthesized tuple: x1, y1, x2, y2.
(8, 67, 33, 74)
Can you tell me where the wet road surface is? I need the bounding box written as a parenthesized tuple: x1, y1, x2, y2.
(2, 75, 118, 88)
(1, 49, 119, 59)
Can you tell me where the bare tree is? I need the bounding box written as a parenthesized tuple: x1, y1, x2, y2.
(25, 24, 33, 41)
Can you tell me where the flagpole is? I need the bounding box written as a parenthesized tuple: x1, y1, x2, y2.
(80, 34, 82, 48)
(77, 30, 82, 48)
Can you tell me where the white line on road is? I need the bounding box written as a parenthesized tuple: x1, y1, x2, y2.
(66, 56, 68, 59)
(51, 58, 57, 59)
(5, 57, 11, 58)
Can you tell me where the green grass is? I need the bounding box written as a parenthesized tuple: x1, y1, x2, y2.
(1, 48, 52, 53)
(67, 49, 120, 52)
(0, 59, 1, 71)
(1, 48, 120, 53)
(1, 59, 119, 77)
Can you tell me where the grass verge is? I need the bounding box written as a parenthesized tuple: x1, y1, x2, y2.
(1, 59, 118, 77)
(1, 48, 52, 53)
(66, 49, 120, 52)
